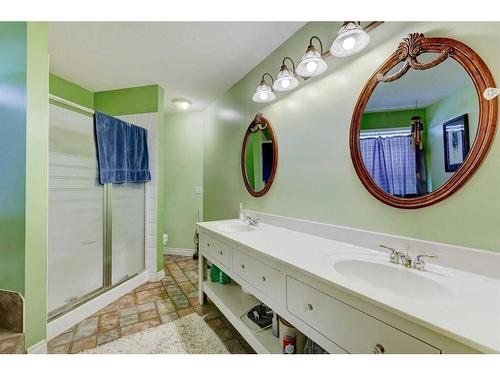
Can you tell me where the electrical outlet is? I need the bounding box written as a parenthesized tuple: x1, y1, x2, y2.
(195, 186, 203, 194)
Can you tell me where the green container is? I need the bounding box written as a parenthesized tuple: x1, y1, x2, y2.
(218, 270, 231, 284)
(209, 264, 220, 282)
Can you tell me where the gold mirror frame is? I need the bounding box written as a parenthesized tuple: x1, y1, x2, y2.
(350, 33, 498, 209)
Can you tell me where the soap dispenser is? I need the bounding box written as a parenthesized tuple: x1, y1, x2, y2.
(239, 203, 245, 222)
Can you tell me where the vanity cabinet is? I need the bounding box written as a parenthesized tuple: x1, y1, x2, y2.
(198, 231, 478, 354)
(286, 276, 440, 354)
(200, 232, 232, 269)
(232, 249, 286, 305)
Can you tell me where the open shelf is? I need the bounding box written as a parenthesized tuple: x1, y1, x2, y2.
(203, 280, 282, 354)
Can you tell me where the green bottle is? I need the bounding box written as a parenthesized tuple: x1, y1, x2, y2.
(209, 264, 220, 282)
(218, 270, 231, 284)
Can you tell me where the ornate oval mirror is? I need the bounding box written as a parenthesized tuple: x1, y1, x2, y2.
(350, 33, 497, 209)
(241, 113, 278, 197)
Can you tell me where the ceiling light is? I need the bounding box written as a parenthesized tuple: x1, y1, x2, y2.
(273, 57, 299, 92)
(296, 36, 328, 78)
(483, 87, 500, 100)
(252, 73, 275, 103)
(172, 99, 191, 110)
(330, 21, 370, 57)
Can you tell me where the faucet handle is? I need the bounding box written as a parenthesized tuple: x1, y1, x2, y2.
(379, 245, 402, 264)
(413, 254, 438, 270)
(378, 244, 396, 254)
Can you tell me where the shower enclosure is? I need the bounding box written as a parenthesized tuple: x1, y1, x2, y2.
(47, 102, 146, 320)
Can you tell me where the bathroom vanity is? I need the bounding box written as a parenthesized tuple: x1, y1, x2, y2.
(197, 213, 500, 354)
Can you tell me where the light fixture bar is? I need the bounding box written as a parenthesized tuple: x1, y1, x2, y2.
(301, 21, 384, 80)
(321, 21, 384, 59)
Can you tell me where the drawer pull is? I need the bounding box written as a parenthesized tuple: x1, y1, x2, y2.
(304, 303, 314, 311)
(261, 276, 266, 282)
(241, 264, 245, 269)
(373, 344, 385, 354)
(218, 250, 223, 255)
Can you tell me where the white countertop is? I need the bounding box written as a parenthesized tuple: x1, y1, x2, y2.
(198, 219, 500, 353)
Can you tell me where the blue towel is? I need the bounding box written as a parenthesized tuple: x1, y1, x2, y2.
(94, 111, 151, 184)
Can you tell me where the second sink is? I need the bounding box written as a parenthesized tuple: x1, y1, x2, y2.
(216, 223, 256, 233)
(332, 254, 453, 302)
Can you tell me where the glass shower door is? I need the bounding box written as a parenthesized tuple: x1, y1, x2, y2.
(111, 182, 145, 284)
(48, 104, 104, 316)
(48, 102, 148, 319)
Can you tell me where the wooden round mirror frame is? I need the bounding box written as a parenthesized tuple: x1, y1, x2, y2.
(241, 113, 279, 197)
(350, 33, 498, 209)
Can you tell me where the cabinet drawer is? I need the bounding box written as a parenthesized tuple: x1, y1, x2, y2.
(233, 250, 285, 304)
(286, 277, 440, 354)
(200, 234, 232, 269)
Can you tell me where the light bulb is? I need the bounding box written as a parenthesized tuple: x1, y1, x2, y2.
(306, 61, 317, 72)
(259, 92, 268, 100)
(173, 99, 191, 110)
(342, 36, 356, 51)
(280, 79, 291, 89)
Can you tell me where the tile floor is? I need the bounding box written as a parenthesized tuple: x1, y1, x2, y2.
(47, 255, 254, 354)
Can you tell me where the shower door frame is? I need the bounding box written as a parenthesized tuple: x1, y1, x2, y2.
(47, 98, 147, 322)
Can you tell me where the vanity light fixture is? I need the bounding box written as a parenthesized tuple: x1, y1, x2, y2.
(483, 87, 500, 100)
(273, 57, 300, 92)
(330, 21, 371, 57)
(295, 36, 328, 78)
(252, 73, 276, 103)
(172, 98, 191, 110)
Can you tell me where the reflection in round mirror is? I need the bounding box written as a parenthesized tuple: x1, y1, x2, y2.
(241, 114, 278, 197)
(359, 53, 478, 198)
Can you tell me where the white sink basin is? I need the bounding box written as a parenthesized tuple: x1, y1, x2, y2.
(216, 223, 256, 233)
(332, 255, 453, 301)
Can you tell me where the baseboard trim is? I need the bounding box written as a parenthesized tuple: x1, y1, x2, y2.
(27, 340, 47, 354)
(164, 247, 195, 257)
(148, 269, 165, 282)
(47, 271, 148, 340)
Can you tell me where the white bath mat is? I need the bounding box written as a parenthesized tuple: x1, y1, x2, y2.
(83, 313, 229, 354)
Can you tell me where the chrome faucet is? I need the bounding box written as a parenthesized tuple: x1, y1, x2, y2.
(379, 245, 405, 265)
(245, 216, 260, 227)
(412, 254, 439, 271)
(378, 245, 437, 271)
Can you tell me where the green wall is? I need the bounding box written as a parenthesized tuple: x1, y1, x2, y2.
(203, 21, 500, 253)
(0, 22, 49, 350)
(0, 22, 27, 294)
(24, 22, 49, 350)
(245, 134, 256, 189)
(94, 85, 159, 115)
(361, 108, 427, 130)
(49, 73, 94, 108)
(426, 84, 479, 190)
(164, 112, 204, 250)
(156, 86, 166, 271)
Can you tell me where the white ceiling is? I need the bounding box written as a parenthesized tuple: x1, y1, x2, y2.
(48, 22, 305, 113)
(365, 56, 473, 112)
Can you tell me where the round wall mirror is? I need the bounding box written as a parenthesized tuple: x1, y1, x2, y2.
(350, 33, 497, 209)
(241, 113, 278, 197)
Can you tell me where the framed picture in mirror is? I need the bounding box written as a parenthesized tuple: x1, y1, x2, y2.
(443, 114, 470, 172)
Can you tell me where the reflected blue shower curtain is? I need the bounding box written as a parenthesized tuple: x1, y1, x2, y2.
(360, 135, 417, 197)
(95, 111, 151, 184)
